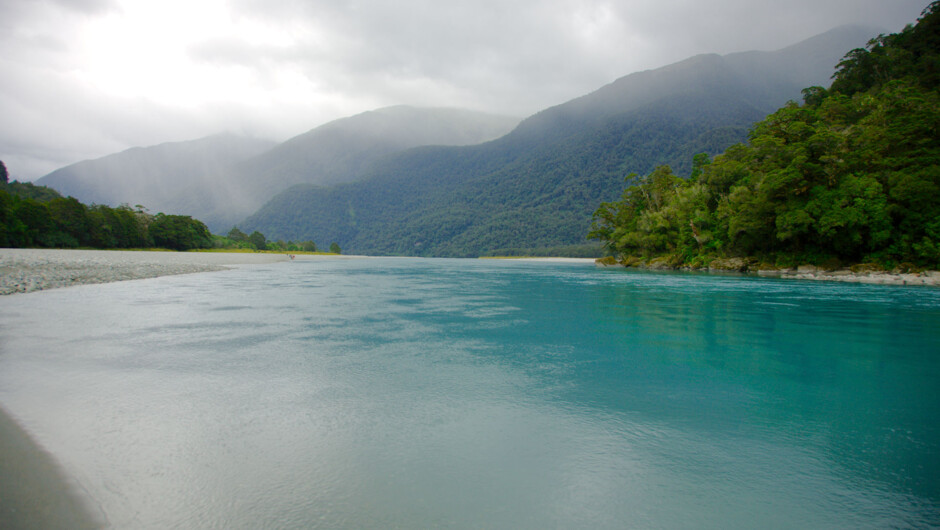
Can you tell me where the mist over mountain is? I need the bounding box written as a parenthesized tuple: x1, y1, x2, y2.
(241, 25, 879, 256)
(37, 107, 520, 230)
(37, 134, 276, 214)
(205, 107, 519, 229)
(241, 106, 522, 189)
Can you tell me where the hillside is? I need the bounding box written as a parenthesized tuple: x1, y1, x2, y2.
(242, 25, 878, 256)
(37, 107, 519, 231)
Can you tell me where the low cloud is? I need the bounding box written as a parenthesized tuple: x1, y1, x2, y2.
(0, 0, 928, 180)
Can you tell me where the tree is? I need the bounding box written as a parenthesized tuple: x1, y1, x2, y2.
(149, 214, 212, 250)
(13, 198, 53, 247)
(248, 231, 267, 250)
(0, 190, 27, 246)
(0, 160, 7, 184)
(329, 242, 341, 254)
(47, 197, 89, 247)
(227, 226, 248, 242)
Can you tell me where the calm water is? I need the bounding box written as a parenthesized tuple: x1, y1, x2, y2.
(1, 257, 938, 528)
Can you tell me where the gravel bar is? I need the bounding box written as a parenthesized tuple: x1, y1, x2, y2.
(0, 249, 297, 295)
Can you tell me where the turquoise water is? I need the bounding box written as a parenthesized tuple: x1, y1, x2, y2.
(1, 257, 938, 528)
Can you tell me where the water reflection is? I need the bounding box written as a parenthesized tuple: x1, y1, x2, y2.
(581, 268, 940, 517)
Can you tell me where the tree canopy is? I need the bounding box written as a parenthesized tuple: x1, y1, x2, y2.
(0, 175, 212, 251)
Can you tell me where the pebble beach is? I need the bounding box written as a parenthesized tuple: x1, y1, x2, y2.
(0, 248, 301, 295)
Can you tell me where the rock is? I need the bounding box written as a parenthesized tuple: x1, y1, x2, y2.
(709, 257, 749, 272)
(647, 257, 674, 270)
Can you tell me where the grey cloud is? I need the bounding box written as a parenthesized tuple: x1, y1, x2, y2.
(207, 0, 634, 113)
(215, 0, 928, 116)
(1, 0, 932, 180)
(47, 0, 118, 14)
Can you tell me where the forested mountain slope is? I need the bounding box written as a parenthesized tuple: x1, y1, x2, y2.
(590, 2, 940, 269)
(242, 25, 877, 256)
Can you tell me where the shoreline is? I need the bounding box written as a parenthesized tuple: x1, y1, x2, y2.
(0, 407, 102, 529)
(0, 248, 339, 295)
(0, 248, 344, 524)
(0, 250, 594, 296)
(4, 248, 936, 296)
(595, 257, 940, 287)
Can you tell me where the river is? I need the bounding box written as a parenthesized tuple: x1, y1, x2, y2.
(1, 257, 938, 528)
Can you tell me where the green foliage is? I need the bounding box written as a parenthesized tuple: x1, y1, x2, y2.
(210, 229, 317, 252)
(0, 160, 7, 184)
(830, 2, 940, 96)
(329, 242, 341, 254)
(480, 243, 604, 258)
(146, 214, 212, 251)
(0, 168, 210, 251)
(248, 231, 267, 251)
(1, 179, 63, 202)
(590, 5, 940, 269)
(227, 226, 248, 242)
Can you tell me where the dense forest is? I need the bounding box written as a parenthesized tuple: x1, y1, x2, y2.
(1, 162, 329, 252)
(1, 164, 213, 251)
(590, 2, 940, 270)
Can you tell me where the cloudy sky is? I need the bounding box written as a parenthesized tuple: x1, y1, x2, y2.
(0, 0, 928, 180)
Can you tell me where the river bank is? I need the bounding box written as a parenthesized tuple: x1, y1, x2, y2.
(0, 248, 331, 295)
(595, 256, 940, 287)
(5, 249, 936, 295)
(0, 407, 102, 529)
(0, 248, 334, 525)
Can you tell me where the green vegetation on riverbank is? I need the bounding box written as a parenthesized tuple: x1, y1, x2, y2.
(0, 164, 336, 254)
(590, 3, 940, 271)
(211, 226, 339, 254)
(1, 178, 213, 251)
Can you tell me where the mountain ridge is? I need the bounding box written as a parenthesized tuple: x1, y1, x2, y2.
(241, 24, 878, 256)
(37, 107, 520, 230)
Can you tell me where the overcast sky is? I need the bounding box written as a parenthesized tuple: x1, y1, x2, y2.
(0, 0, 928, 180)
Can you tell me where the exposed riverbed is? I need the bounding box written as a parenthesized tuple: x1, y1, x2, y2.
(0, 249, 308, 295)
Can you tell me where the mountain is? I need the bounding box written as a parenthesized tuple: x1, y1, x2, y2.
(241, 106, 521, 189)
(591, 4, 940, 269)
(37, 133, 276, 216)
(241, 25, 879, 257)
(204, 106, 519, 229)
(37, 107, 520, 230)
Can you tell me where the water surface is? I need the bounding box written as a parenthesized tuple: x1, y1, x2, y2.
(1, 258, 938, 528)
